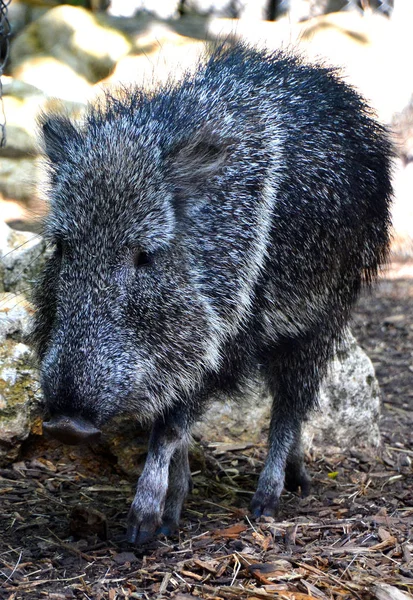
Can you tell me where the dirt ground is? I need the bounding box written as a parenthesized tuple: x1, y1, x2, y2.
(0, 260, 412, 600)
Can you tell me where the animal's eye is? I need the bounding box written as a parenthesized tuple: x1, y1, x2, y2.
(133, 249, 151, 268)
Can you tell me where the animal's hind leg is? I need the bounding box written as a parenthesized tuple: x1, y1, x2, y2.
(251, 343, 321, 517)
(284, 425, 311, 496)
(250, 407, 297, 517)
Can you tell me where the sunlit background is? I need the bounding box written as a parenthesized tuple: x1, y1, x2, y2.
(0, 0, 412, 258)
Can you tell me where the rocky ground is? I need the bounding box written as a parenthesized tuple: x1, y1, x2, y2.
(0, 259, 411, 600)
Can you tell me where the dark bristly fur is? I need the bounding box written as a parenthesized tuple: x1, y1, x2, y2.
(32, 43, 393, 543)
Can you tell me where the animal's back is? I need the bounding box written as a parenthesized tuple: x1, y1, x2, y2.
(182, 44, 393, 341)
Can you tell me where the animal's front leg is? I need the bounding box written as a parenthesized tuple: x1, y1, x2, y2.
(127, 417, 190, 544)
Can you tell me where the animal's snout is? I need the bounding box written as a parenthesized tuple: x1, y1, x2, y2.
(42, 415, 101, 445)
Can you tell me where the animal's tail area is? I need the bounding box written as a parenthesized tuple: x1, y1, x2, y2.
(362, 191, 394, 287)
(362, 238, 392, 287)
(362, 120, 395, 286)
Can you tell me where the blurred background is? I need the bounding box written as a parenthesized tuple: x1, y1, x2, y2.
(0, 0, 412, 257)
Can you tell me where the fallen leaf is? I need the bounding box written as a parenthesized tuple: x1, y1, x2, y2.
(29, 458, 56, 473)
(212, 522, 247, 538)
(248, 560, 298, 584)
(192, 558, 218, 574)
(378, 527, 393, 541)
(373, 583, 413, 600)
(211, 442, 254, 454)
(180, 569, 204, 581)
(252, 530, 271, 551)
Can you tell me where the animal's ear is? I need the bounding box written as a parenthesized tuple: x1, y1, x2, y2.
(169, 130, 233, 189)
(38, 114, 81, 164)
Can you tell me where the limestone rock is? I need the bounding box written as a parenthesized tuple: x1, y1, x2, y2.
(12, 56, 93, 104)
(0, 220, 48, 296)
(195, 333, 381, 452)
(0, 223, 46, 464)
(104, 25, 204, 88)
(180, 1, 269, 19)
(304, 333, 381, 450)
(1, 76, 46, 100)
(10, 5, 132, 85)
(393, 98, 413, 163)
(180, 1, 243, 18)
(0, 90, 43, 158)
(108, 0, 270, 20)
(0, 157, 40, 203)
(0, 75, 86, 162)
(116, 0, 180, 19)
(0, 293, 42, 465)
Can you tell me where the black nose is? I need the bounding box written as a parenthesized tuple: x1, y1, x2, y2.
(43, 416, 101, 445)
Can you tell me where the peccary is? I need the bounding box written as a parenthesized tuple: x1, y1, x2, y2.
(32, 43, 392, 543)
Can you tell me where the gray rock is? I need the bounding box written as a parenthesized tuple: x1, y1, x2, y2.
(7, 1, 32, 38)
(195, 332, 381, 452)
(0, 220, 48, 296)
(0, 157, 40, 203)
(0, 223, 47, 464)
(0, 293, 42, 465)
(304, 333, 381, 450)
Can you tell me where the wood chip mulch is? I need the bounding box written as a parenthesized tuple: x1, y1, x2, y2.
(0, 260, 412, 600)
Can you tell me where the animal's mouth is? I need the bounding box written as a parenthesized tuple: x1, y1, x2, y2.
(42, 415, 102, 445)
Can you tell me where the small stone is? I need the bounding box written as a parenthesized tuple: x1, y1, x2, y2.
(69, 505, 108, 540)
(398, 454, 412, 468)
(112, 551, 138, 565)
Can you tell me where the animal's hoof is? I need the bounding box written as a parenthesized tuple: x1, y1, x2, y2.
(250, 491, 280, 519)
(127, 502, 162, 545)
(156, 520, 178, 537)
(284, 466, 311, 497)
(126, 523, 156, 545)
